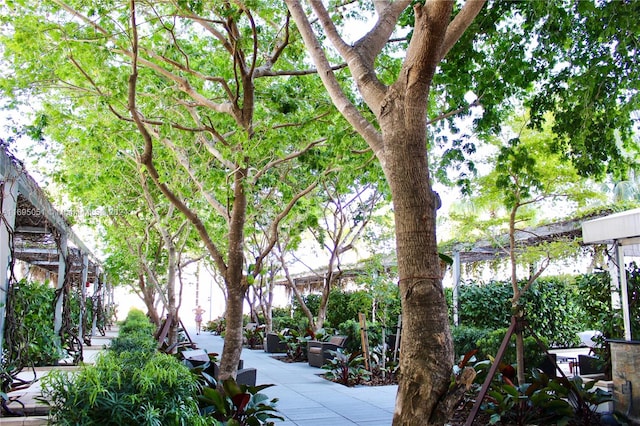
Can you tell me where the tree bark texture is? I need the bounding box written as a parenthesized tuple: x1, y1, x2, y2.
(381, 113, 454, 425)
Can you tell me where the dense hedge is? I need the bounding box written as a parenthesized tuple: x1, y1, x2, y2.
(453, 276, 583, 348)
(6, 279, 64, 367)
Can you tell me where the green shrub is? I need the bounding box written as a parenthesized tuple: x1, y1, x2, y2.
(291, 294, 321, 324)
(327, 289, 372, 328)
(40, 306, 212, 425)
(118, 308, 155, 336)
(576, 270, 624, 338)
(456, 277, 585, 347)
(204, 316, 226, 335)
(521, 277, 582, 347)
(109, 331, 157, 356)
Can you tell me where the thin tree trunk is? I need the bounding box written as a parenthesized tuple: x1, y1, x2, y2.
(510, 205, 526, 384)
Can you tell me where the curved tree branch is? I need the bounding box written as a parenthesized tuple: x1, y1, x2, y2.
(285, 0, 384, 160)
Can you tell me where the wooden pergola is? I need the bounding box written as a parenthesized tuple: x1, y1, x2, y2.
(447, 211, 613, 325)
(0, 145, 109, 362)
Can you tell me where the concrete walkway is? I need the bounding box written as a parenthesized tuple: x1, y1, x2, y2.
(188, 327, 397, 426)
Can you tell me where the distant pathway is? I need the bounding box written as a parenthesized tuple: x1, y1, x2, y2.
(189, 326, 397, 426)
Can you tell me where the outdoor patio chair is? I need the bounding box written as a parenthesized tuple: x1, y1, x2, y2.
(203, 361, 256, 387)
(307, 335, 348, 368)
(264, 332, 287, 353)
(578, 354, 605, 377)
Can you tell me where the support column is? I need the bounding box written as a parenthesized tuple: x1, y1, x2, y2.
(0, 178, 18, 354)
(53, 233, 68, 336)
(616, 242, 632, 341)
(78, 253, 88, 342)
(609, 243, 621, 310)
(91, 265, 100, 336)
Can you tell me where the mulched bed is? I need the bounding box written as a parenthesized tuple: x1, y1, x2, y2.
(270, 355, 302, 363)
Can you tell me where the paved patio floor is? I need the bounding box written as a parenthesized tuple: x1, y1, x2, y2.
(189, 328, 397, 426)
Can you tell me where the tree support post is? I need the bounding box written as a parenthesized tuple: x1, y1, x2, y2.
(359, 312, 370, 370)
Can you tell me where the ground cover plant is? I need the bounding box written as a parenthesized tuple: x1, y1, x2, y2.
(40, 309, 210, 425)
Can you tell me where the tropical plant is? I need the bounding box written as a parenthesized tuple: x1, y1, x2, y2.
(322, 349, 371, 387)
(205, 317, 227, 336)
(41, 350, 207, 425)
(367, 344, 399, 385)
(198, 378, 283, 426)
(243, 326, 264, 350)
(481, 370, 613, 426)
(276, 328, 310, 362)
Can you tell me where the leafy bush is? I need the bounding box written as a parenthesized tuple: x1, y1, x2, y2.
(521, 277, 582, 347)
(456, 277, 585, 347)
(118, 308, 155, 336)
(482, 370, 613, 426)
(41, 309, 210, 425)
(367, 344, 399, 385)
(326, 289, 372, 328)
(204, 316, 226, 335)
(276, 328, 310, 361)
(291, 294, 321, 324)
(270, 307, 295, 331)
(458, 281, 513, 330)
(244, 325, 264, 349)
(337, 319, 382, 353)
(109, 331, 157, 356)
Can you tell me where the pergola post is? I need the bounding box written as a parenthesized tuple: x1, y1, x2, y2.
(91, 264, 100, 336)
(53, 233, 68, 336)
(79, 252, 89, 342)
(616, 242, 632, 341)
(608, 244, 621, 310)
(0, 178, 18, 354)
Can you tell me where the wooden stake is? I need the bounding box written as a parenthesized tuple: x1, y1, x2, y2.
(358, 312, 370, 370)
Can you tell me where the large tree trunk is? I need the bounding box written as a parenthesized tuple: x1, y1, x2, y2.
(219, 284, 245, 379)
(383, 118, 453, 425)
